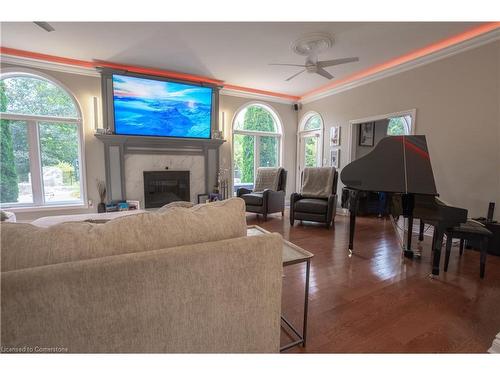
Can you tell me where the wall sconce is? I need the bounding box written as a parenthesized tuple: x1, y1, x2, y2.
(220, 111, 226, 137)
(92, 96, 102, 131)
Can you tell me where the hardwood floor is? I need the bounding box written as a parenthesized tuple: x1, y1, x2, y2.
(246, 210, 500, 353)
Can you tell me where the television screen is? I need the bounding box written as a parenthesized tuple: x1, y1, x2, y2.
(112, 74, 213, 139)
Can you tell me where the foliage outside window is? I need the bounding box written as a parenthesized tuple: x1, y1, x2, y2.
(0, 74, 83, 207)
(304, 136, 319, 167)
(303, 114, 322, 131)
(233, 104, 281, 192)
(387, 116, 411, 136)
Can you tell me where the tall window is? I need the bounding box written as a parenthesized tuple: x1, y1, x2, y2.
(0, 73, 84, 208)
(297, 112, 323, 185)
(232, 103, 282, 193)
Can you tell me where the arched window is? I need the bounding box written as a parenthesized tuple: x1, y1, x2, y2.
(297, 112, 323, 181)
(232, 103, 282, 193)
(0, 72, 84, 208)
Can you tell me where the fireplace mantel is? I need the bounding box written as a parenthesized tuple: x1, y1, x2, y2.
(95, 133, 225, 202)
(95, 134, 225, 150)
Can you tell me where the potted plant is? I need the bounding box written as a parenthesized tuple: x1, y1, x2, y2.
(96, 180, 107, 213)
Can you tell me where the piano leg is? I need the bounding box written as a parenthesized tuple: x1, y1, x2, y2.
(404, 215, 414, 259)
(402, 194, 415, 259)
(431, 228, 445, 276)
(419, 220, 425, 241)
(348, 191, 359, 257)
(348, 208, 356, 258)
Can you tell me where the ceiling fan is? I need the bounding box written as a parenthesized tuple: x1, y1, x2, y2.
(269, 33, 359, 81)
(33, 22, 55, 32)
(270, 56, 359, 81)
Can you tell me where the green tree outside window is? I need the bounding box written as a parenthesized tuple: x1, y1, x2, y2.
(233, 105, 280, 187)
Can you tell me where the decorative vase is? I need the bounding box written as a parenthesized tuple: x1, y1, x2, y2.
(97, 202, 106, 213)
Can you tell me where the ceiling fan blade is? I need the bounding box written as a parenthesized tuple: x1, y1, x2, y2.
(316, 67, 334, 80)
(318, 57, 359, 68)
(286, 69, 306, 81)
(269, 63, 306, 67)
(33, 22, 55, 32)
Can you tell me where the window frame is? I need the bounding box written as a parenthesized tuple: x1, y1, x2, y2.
(0, 69, 87, 210)
(231, 102, 283, 193)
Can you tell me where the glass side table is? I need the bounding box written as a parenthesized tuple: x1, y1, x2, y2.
(247, 225, 314, 352)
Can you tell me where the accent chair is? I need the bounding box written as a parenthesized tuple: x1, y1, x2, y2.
(290, 167, 338, 229)
(237, 167, 287, 221)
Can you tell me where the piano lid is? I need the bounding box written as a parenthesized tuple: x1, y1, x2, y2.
(340, 135, 438, 195)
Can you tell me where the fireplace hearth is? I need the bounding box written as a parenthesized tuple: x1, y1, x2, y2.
(143, 171, 190, 208)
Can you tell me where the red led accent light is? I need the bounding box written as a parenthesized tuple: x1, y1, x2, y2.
(301, 22, 500, 100)
(1, 22, 498, 102)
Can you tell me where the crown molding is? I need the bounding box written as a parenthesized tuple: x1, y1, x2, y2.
(2, 24, 498, 106)
(0, 52, 298, 103)
(220, 87, 297, 105)
(0, 54, 100, 77)
(300, 28, 500, 104)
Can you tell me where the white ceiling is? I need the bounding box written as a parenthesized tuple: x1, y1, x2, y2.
(0, 22, 481, 96)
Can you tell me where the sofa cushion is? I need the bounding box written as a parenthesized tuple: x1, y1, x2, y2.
(1, 198, 247, 272)
(294, 198, 328, 214)
(241, 192, 263, 206)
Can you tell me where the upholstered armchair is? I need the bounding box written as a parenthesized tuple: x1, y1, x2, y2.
(290, 168, 339, 229)
(237, 168, 287, 220)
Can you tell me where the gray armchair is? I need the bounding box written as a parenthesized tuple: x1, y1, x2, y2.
(237, 169, 287, 220)
(290, 169, 339, 229)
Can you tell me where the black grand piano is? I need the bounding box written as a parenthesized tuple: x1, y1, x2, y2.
(341, 135, 467, 276)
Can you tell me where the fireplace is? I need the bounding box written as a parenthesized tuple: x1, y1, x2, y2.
(143, 171, 190, 208)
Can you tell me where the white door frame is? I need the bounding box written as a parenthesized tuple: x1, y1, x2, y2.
(347, 108, 417, 166)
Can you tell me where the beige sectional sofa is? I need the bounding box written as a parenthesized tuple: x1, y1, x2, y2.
(0, 198, 283, 353)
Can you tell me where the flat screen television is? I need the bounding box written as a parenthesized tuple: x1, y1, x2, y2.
(112, 74, 213, 139)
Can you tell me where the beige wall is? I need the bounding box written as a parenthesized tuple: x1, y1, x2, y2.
(355, 119, 390, 159)
(219, 95, 298, 197)
(497, 42, 500, 221)
(4, 40, 499, 220)
(299, 41, 500, 220)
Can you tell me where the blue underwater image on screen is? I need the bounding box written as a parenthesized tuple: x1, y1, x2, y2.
(112, 74, 213, 138)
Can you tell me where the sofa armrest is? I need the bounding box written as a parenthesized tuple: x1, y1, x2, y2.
(236, 187, 252, 197)
(263, 189, 285, 213)
(289, 192, 303, 225)
(327, 193, 338, 224)
(1, 234, 283, 353)
(290, 192, 303, 204)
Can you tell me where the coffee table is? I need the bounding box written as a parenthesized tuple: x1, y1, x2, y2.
(247, 225, 314, 352)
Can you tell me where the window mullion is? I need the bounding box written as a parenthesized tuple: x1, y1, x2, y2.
(27, 120, 44, 206)
(254, 135, 259, 183)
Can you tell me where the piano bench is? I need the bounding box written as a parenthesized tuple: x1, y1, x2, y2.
(444, 221, 493, 279)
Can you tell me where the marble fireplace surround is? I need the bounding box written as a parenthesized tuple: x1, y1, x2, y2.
(126, 154, 203, 205)
(95, 134, 225, 207)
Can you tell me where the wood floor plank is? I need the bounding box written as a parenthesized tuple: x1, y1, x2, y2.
(247, 211, 500, 353)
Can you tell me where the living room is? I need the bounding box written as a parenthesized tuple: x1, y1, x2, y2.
(1, 1, 500, 373)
